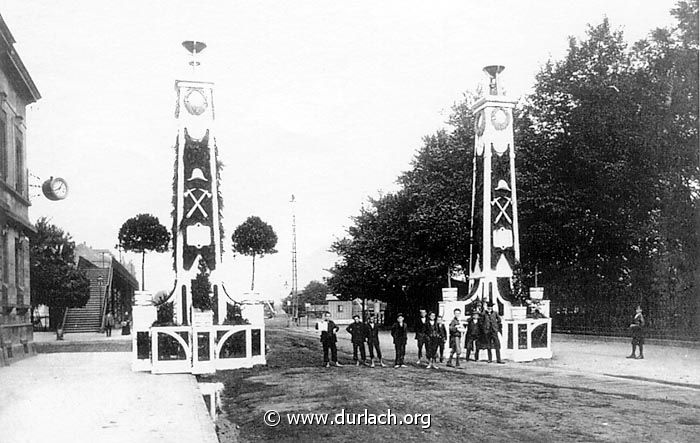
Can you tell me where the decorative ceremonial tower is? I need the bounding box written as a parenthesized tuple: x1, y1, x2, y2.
(466, 65, 520, 314)
(131, 41, 266, 374)
(462, 65, 551, 361)
(170, 41, 231, 326)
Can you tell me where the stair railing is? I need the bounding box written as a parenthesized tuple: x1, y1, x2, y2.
(99, 265, 114, 331)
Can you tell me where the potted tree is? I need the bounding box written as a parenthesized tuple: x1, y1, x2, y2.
(510, 261, 528, 320)
(191, 258, 214, 326)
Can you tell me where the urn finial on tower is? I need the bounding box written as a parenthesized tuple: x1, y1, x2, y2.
(483, 65, 506, 95)
(182, 40, 207, 70)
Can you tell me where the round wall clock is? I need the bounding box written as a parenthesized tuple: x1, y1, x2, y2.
(41, 176, 69, 201)
(184, 89, 208, 116)
(475, 110, 486, 136)
(491, 107, 510, 131)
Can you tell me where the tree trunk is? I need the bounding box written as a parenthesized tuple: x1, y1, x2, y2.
(251, 255, 256, 291)
(141, 251, 146, 291)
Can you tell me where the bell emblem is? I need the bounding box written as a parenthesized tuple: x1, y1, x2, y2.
(187, 168, 208, 182)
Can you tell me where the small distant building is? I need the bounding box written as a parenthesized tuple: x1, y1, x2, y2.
(307, 294, 352, 324)
(0, 13, 41, 366)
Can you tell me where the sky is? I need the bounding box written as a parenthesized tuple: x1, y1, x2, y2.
(1, 0, 679, 301)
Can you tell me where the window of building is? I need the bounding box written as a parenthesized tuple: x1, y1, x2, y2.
(337, 305, 343, 313)
(0, 110, 6, 181)
(15, 132, 23, 193)
(1, 232, 7, 285)
(15, 237, 22, 288)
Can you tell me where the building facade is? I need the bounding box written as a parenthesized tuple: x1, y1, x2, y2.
(0, 13, 40, 365)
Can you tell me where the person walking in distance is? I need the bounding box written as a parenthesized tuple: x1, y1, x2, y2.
(366, 315, 385, 368)
(346, 315, 368, 366)
(415, 309, 428, 366)
(437, 315, 447, 363)
(391, 313, 408, 368)
(627, 305, 646, 359)
(446, 308, 465, 368)
(104, 311, 115, 337)
(482, 302, 504, 364)
(316, 311, 343, 367)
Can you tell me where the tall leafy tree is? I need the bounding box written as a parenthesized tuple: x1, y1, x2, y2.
(231, 216, 278, 291)
(191, 258, 213, 311)
(30, 217, 90, 329)
(517, 5, 698, 336)
(117, 214, 170, 290)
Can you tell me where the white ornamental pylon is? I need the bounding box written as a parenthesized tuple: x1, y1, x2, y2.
(167, 41, 237, 326)
(467, 65, 520, 316)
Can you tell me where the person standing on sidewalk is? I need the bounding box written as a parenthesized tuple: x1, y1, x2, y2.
(346, 315, 368, 366)
(366, 315, 385, 368)
(482, 302, 505, 364)
(447, 309, 465, 368)
(316, 311, 343, 367)
(627, 305, 646, 359)
(104, 311, 115, 337)
(415, 309, 429, 366)
(391, 313, 408, 368)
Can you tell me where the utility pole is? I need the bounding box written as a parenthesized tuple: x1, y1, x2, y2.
(290, 195, 298, 324)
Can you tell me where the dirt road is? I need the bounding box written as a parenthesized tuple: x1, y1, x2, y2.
(207, 325, 700, 442)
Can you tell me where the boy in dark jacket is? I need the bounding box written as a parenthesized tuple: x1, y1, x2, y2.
(391, 313, 408, 368)
(366, 315, 385, 367)
(415, 309, 428, 366)
(316, 311, 343, 367)
(465, 311, 481, 362)
(346, 315, 368, 366)
(437, 316, 447, 363)
(627, 305, 645, 359)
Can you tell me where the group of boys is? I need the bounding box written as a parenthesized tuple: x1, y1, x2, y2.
(445, 301, 505, 367)
(316, 300, 506, 368)
(316, 312, 385, 368)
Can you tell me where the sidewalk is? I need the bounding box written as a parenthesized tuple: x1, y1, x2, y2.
(0, 352, 218, 443)
(290, 324, 700, 388)
(33, 331, 132, 353)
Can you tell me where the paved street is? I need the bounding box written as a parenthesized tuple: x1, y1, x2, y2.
(0, 352, 218, 443)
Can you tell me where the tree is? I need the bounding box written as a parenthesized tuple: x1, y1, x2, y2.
(328, 97, 477, 311)
(282, 280, 330, 308)
(117, 214, 170, 291)
(516, 7, 699, 337)
(30, 217, 91, 330)
(191, 258, 213, 311)
(231, 216, 278, 291)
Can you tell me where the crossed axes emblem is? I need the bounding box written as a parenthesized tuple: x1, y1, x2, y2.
(491, 196, 512, 224)
(184, 188, 212, 218)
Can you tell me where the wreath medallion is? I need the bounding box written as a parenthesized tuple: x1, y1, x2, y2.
(490, 107, 510, 131)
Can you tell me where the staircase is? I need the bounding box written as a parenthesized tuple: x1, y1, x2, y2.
(63, 268, 110, 333)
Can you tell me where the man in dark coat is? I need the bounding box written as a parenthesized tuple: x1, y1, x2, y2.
(415, 309, 428, 366)
(316, 311, 342, 367)
(482, 302, 504, 364)
(346, 315, 368, 365)
(391, 313, 408, 368)
(366, 315, 385, 367)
